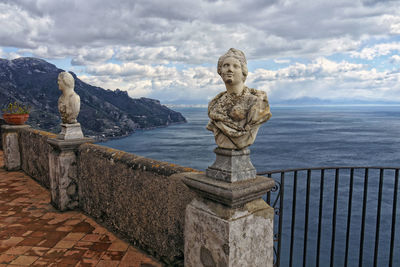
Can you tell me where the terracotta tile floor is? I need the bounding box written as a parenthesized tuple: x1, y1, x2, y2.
(0, 151, 162, 267)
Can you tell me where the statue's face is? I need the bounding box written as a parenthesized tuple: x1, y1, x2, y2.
(221, 57, 243, 85)
(57, 75, 64, 91)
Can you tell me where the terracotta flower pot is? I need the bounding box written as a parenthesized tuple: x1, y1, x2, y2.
(2, 114, 29, 125)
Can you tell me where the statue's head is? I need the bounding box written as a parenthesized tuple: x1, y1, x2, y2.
(217, 48, 248, 83)
(58, 72, 74, 91)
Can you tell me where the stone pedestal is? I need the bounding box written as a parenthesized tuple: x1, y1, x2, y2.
(183, 172, 275, 267)
(58, 123, 84, 140)
(206, 147, 256, 182)
(1, 125, 30, 171)
(48, 137, 93, 211)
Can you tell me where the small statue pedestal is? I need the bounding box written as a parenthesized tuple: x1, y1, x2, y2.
(48, 137, 93, 211)
(206, 147, 256, 182)
(1, 125, 30, 171)
(58, 123, 84, 140)
(183, 148, 275, 267)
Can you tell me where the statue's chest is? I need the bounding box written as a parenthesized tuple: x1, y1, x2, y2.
(219, 95, 250, 122)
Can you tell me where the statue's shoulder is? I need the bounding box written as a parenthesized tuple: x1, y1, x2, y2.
(248, 87, 266, 97)
(247, 87, 267, 102)
(214, 91, 226, 100)
(71, 92, 80, 100)
(209, 91, 226, 107)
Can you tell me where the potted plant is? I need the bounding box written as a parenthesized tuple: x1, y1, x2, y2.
(2, 102, 30, 125)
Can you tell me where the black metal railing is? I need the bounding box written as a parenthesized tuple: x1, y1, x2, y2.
(258, 167, 399, 267)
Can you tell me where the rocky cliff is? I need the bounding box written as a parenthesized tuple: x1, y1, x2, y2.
(0, 57, 186, 139)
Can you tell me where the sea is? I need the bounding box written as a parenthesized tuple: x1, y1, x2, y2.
(100, 105, 400, 267)
(100, 105, 400, 171)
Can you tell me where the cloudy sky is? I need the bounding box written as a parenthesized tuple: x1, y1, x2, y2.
(1, 0, 400, 105)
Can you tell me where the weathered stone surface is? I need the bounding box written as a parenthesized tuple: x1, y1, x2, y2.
(48, 137, 94, 211)
(77, 143, 197, 265)
(58, 123, 84, 140)
(58, 71, 80, 124)
(1, 125, 30, 171)
(183, 172, 275, 208)
(48, 137, 94, 150)
(57, 72, 85, 141)
(2, 129, 21, 171)
(67, 183, 76, 195)
(185, 198, 274, 267)
(49, 149, 78, 210)
(206, 147, 256, 182)
(206, 48, 271, 150)
(0, 118, 5, 150)
(19, 128, 57, 189)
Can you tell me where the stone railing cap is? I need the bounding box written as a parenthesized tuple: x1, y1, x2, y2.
(183, 172, 275, 208)
(1, 125, 30, 132)
(48, 137, 94, 151)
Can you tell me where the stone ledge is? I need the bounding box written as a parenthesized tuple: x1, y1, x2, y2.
(183, 172, 275, 208)
(1, 124, 30, 132)
(48, 137, 94, 151)
(79, 143, 198, 176)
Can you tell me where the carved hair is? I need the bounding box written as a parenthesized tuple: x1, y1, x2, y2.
(58, 72, 74, 89)
(217, 48, 248, 82)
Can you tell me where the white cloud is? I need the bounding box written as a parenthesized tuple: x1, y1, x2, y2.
(2, 0, 400, 62)
(0, 48, 24, 60)
(247, 58, 400, 102)
(71, 47, 114, 65)
(77, 57, 400, 103)
(2, 0, 400, 104)
(351, 42, 400, 60)
(380, 14, 400, 34)
(251, 58, 364, 83)
(79, 62, 222, 102)
(390, 55, 400, 64)
(0, 3, 53, 48)
(274, 59, 290, 64)
(86, 62, 178, 79)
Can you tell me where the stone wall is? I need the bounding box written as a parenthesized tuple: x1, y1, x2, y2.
(0, 118, 5, 150)
(19, 128, 56, 189)
(78, 144, 196, 265)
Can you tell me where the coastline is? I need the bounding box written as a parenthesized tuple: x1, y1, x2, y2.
(92, 120, 187, 143)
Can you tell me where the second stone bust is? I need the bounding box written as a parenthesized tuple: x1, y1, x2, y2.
(57, 71, 80, 124)
(206, 48, 272, 150)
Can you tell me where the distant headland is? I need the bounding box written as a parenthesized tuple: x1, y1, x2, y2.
(0, 57, 186, 140)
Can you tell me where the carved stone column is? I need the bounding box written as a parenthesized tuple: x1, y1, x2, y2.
(48, 138, 93, 211)
(1, 125, 30, 171)
(183, 148, 275, 267)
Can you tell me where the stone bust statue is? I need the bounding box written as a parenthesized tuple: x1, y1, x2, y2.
(57, 72, 80, 124)
(206, 48, 272, 150)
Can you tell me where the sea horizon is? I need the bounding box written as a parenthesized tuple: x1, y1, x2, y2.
(165, 103, 400, 108)
(100, 105, 400, 171)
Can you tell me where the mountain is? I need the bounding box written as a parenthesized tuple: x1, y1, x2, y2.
(0, 57, 186, 140)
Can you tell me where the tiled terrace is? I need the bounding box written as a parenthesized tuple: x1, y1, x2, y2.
(0, 151, 162, 267)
